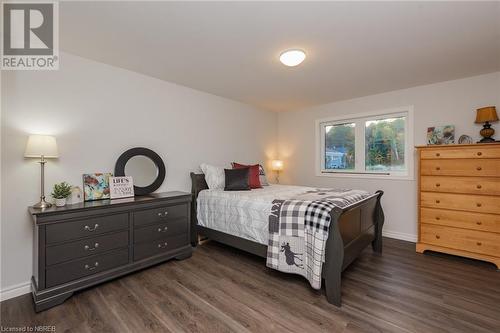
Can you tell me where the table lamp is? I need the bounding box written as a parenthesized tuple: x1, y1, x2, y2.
(475, 106, 498, 143)
(25, 135, 59, 209)
(271, 160, 284, 184)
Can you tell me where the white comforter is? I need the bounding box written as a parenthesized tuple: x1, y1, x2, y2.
(197, 184, 316, 245)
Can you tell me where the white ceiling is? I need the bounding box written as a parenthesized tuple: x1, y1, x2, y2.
(60, 1, 500, 112)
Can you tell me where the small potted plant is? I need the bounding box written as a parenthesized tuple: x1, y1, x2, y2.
(51, 182, 72, 207)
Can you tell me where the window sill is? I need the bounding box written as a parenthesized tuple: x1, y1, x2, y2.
(317, 171, 415, 181)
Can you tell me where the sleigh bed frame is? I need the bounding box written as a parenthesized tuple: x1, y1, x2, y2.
(190, 173, 384, 306)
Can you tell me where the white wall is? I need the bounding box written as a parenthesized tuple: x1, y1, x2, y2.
(278, 72, 500, 241)
(0, 52, 278, 299)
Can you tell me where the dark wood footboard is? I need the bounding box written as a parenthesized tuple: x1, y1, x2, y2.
(322, 190, 384, 306)
(190, 173, 384, 306)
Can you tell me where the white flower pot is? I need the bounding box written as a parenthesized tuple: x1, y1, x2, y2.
(55, 198, 66, 207)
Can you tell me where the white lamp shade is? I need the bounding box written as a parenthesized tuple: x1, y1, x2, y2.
(271, 160, 284, 171)
(24, 135, 59, 158)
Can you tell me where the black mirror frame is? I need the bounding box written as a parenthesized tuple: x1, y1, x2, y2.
(114, 147, 166, 196)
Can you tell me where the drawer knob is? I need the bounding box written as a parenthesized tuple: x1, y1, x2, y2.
(476, 184, 482, 189)
(157, 226, 168, 232)
(477, 242, 482, 246)
(84, 224, 99, 232)
(435, 216, 440, 220)
(84, 243, 99, 251)
(476, 221, 482, 225)
(476, 166, 482, 171)
(436, 153, 440, 157)
(476, 203, 482, 207)
(477, 152, 482, 156)
(84, 262, 99, 270)
(435, 235, 440, 239)
(435, 200, 440, 204)
(157, 211, 169, 218)
(435, 183, 441, 187)
(157, 242, 168, 248)
(436, 167, 441, 171)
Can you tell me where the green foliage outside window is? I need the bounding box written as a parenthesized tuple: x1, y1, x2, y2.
(365, 117, 405, 171)
(325, 123, 355, 170)
(324, 116, 406, 172)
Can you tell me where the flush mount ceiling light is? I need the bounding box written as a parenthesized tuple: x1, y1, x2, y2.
(279, 49, 306, 67)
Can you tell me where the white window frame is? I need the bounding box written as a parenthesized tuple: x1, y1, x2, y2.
(315, 106, 414, 180)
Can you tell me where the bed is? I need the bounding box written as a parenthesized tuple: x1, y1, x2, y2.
(190, 173, 384, 306)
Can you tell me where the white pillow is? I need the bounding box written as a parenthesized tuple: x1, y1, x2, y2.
(200, 163, 225, 189)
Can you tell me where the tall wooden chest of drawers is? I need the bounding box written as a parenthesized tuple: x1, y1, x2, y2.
(416, 143, 500, 268)
(29, 191, 192, 311)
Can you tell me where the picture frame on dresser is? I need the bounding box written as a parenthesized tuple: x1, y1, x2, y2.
(416, 143, 500, 269)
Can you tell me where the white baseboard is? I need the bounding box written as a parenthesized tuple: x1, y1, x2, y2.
(0, 281, 31, 302)
(383, 230, 417, 243)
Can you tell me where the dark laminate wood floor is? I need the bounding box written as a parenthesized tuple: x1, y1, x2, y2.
(1, 238, 499, 333)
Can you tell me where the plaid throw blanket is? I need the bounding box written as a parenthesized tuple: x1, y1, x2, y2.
(266, 188, 370, 289)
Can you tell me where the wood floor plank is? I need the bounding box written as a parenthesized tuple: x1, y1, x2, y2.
(1, 238, 499, 333)
(158, 263, 291, 332)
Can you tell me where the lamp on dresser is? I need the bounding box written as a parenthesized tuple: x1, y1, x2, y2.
(475, 106, 498, 143)
(24, 135, 58, 209)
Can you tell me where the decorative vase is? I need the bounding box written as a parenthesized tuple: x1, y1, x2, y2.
(55, 198, 66, 207)
(479, 122, 495, 143)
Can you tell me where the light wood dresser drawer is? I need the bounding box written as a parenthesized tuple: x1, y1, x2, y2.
(420, 176, 500, 195)
(420, 147, 500, 159)
(421, 192, 500, 215)
(420, 159, 500, 177)
(420, 208, 500, 233)
(420, 224, 500, 257)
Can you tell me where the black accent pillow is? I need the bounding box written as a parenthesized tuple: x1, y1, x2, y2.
(224, 168, 251, 191)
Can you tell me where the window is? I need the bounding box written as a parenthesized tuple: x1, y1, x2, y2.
(317, 107, 413, 179)
(324, 123, 355, 170)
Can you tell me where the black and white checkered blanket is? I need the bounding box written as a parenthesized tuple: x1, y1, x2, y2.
(266, 188, 370, 289)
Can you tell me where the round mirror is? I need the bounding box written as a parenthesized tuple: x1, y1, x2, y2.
(114, 147, 166, 195)
(124, 155, 158, 187)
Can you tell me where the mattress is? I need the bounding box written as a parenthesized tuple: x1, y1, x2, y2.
(197, 184, 316, 245)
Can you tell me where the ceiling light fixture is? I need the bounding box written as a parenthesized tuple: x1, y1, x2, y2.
(279, 49, 306, 67)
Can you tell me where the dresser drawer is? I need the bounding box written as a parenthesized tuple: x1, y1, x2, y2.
(134, 219, 188, 244)
(133, 204, 188, 227)
(421, 208, 500, 233)
(133, 234, 188, 261)
(46, 231, 129, 266)
(46, 249, 129, 288)
(420, 159, 500, 177)
(420, 176, 500, 195)
(420, 224, 500, 257)
(420, 147, 500, 159)
(46, 213, 129, 244)
(421, 192, 500, 214)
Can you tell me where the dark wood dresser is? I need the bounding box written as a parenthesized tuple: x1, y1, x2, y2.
(29, 191, 192, 312)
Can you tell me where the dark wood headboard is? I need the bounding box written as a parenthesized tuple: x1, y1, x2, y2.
(190, 173, 208, 245)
